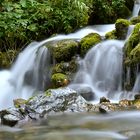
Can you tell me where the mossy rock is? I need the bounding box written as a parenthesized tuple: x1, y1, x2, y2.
(115, 19, 130, 39)
(105, 30, 117, 40)
(130, 16, 140, 25)
(80, 33, 101, 56)
(129, 43, 140, 64)
(13, 98, 27, 108)
(52, 40, 79, 63)
(124, 23, 140, 57)
(51, 73, 69, 88)
(52, 60, 77, 74)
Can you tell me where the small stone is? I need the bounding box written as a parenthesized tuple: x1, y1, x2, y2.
(134, 94, 140, 100)
(100, 97, 110, 103)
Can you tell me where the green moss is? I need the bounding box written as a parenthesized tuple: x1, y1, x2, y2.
(130, 16, 140, 25)
(52, 40, 79, 63)
(115, 19, 130, 39)
(52, 60, 77, 74)
(51, 73, 69, 88)
(13, 99, 27, 108)
(124, 23, 140, 57)
(80, 33, 101, 56)
(129, 43, 140, 64)
(105, 30, 117, 40)
(45, 90, 52, 97)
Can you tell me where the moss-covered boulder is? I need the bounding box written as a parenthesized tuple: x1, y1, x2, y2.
(51, 73, 69, 88)
(129, 43, 140, 64)
(105, 30, 117, 40)
(80, 33, 101, 56)
(130, 16, 140, 25)
(52, 59, 78, 81)
(123, 23, 140, 90)
(124, 23, 140, 58)
(115, 19, 130, 40)
(52, 40, 79, 63)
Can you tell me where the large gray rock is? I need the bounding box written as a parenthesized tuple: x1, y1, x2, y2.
(25, 87, 78, 115)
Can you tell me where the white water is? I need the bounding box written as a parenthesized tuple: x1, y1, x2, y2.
(0, 1, 140, 109)
(0, 26, 115, 110)
(70, 40, 125, 101)
(132, 0, 140, 17)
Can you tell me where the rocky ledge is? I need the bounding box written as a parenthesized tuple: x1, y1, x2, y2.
(1, 87, 140, 127)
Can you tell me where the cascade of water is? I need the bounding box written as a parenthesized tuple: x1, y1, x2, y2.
(70, 40, 124, 100)
(0, 0, 140, 109)
(133, 73, 140, 92)
(0, 26, 113, 109)
(132, 0, 140, 17)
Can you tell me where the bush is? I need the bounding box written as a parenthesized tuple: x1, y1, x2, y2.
(0, 0, 89, 51)
(88, 0, 132, 24)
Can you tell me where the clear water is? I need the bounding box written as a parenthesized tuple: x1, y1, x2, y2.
(1, 111, 140, 140)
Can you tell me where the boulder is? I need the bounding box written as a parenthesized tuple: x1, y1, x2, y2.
(52, 39, 79, 63)
(105, 30, 117, 40)
(76, 86, 94, 101)
(115, 19, 130, 40)
(51, 73, 69, 88)
(25, 87, 78, 114)
(80, 33, 101, 56)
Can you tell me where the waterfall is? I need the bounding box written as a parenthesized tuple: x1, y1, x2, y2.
(1, 0, 140, 109)
(70, 40, 124, 100)
(132, 0, 140, 17)
(0, 26, 115, 109)
(133, 73, 140, 92)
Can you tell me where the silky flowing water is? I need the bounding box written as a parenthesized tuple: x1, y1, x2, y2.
(1, 111, 140, 140)
(1, 0, 140, 140)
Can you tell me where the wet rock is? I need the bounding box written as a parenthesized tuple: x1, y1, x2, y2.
(100, 97, 110, 103)
(0, 108, 25, 127)
(77, 86, 94, 101)
(26, 87, 78, 115)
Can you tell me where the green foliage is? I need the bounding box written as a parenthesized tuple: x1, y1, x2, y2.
(0, 0, 89, 51)
(89, 0, 132, 24)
